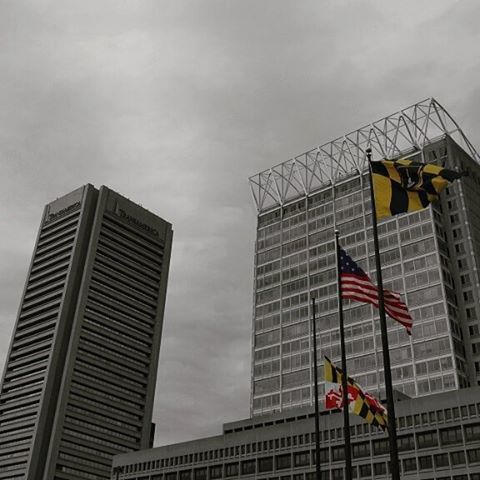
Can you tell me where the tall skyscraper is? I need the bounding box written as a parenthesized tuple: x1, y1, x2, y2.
(0, 185, 173, 480)
(248, 98, 480, 416)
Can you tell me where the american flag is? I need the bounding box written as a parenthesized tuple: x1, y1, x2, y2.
(339, 247, 412, 335)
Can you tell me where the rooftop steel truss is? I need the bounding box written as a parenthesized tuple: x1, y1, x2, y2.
(249, 98, 480, 213)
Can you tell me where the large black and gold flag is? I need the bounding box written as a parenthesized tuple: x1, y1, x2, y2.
(324, 356, 388, 431)
(371, 159, 463, 219)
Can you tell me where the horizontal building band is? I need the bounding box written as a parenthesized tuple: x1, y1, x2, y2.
(112, 387, 480, 480)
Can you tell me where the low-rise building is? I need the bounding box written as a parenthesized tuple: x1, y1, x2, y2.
(112, 387, 480, 480)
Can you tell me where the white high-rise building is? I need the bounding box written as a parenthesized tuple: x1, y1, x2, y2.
(249, 98, 480, 416)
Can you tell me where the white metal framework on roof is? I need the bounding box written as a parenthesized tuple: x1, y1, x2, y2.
(249, 98, 480, 213)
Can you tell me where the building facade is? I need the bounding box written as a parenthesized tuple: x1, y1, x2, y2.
(0, 185, 173, 480)
(248, 99, 480, 416)
(111, 386, 480, 480)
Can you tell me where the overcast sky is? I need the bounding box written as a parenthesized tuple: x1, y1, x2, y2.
(1, 0, 479, 447)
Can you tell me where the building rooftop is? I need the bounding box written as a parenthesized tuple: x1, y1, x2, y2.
(248, 98, 480, 212)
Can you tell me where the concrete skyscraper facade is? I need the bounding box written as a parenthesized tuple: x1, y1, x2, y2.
(0, 185, 173, 480)
(248, 98, 480, 416)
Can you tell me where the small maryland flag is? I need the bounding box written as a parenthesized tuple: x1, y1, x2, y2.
(324, 356, 388, 431)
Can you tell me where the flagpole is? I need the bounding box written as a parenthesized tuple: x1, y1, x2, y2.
(311, 296, 321, 480)
(334, 230, 352, 480)
(366, 148, 400, 480)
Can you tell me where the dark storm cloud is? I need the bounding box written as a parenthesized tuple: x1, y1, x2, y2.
(1, 0, 479, 445)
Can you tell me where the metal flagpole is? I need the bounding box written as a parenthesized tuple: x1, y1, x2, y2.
(334, 230, 352, 480)
(366, 148, 400, 480)
(311, 297, 322, 480)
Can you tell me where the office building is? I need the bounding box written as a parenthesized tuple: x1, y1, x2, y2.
(109, 98, 480, 478)
(111, 386, 480, 480)
(248, 98, 480, 416)
(0, 185, 173, 479)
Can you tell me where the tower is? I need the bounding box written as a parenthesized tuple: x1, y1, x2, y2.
(248, 98, 480, 416)
(0, 185, 173, 479)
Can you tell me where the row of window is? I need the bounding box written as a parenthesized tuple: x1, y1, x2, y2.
(257, 186, 433, 248)
(257, 179, 361, 230)
(120, 433, 480, 479)
(256, 206, 432, 267)
(122, 413, 480, 477)
(256, 236, 439, 306)
(120, 470, 480, 480)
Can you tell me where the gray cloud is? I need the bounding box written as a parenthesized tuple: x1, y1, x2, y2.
(0, 0, 479, 446)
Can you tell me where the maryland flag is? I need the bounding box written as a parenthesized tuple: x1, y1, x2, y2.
(371, 159, 463, 219)
(324, 356, 388, 431)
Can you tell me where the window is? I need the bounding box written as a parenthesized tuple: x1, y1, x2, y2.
(209, 466, 222, 479)
(293, 451, 309, 467)
(468, 448, 480, 464)
(450, 213, 460, 224)
(311, 448, 328, 463)
(331, 447, 344, 462)
(434, 453, 449, 468)
(306, 473, 330, 480)
(276, 454, 291, 470)
(241, 460, 255, 475)
(194, 468, 206, 480)
(352, 442, 370, 458)
(418, 455, 433, 470)
(464, 290, 474, 302)
(331, 468, 343, 480)
(373, 439, 389, 455)
(397, 435, 415, 452)
(225, 463, 238, 477)
(470, 325, 480, 336)
(440, 426, 463, 445)
(179, 471, 191, 480)
(417, 430, 438, 448)
(358, 464, 371, 478)
(403, 458, 416, 472)
(465, 423, 480, 442)
(450, 450, 466, 465)
(373, 462, 386, 475)
(258, 457, 273, 473)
